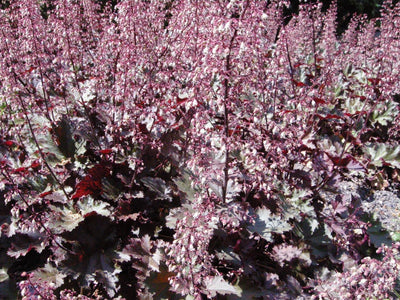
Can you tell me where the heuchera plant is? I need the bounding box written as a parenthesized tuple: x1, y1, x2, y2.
(0, 0, 400, 299)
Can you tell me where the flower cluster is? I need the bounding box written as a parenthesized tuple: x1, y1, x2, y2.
(315, 243, 400, 299)
(166, 200, 218, 297)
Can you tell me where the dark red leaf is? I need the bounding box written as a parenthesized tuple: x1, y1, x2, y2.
(78, 251, 85, 262)
(13, 167, 26, 173)
(88, 164, 110, 180)
(228, 129, 239, 136)
(155, 114, 165, 123)
(330, 156, 351, 167)
(368, 78, 380, 85)
(72, 165, 109, 199)
(83, 211, 98, 218)
(30, 161, 41, 169)
(138, 123, 149, 134)
(325, 114, 342, 119)
(170, 122, 182, 130)
(39, 191, 53, 198)
(99, 149, 113, 154)
(282, 110, 296, 114)
(293, 79, 306, 87)
(233, 239, 241, 253)
(316, 114, 342, 120)
(356, 95, 366, 100)
(327, 153, 358, 167)
(313, 97, 326, 105)
(72, 176, 102, 199)
(176, 96, 188, 106)
(21, 66, 36, 75)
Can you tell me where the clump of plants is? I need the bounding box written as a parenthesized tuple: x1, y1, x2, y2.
(1, 0, 400, 299)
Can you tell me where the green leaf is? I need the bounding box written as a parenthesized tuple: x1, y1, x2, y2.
(77, 197, 111, 217)
(0, 268, 17, 300)
(7, 232, 48, 258)
(173, 169, 199, 203)
(225, 277, 273, 299)
(364, 143, 400, 168)
(281, 188, 315, 223)
(144, 264, 178, 299)
(370, 100, 398, 126)
(31, 263, 66, 289)
(47, 205, 84, 234)
(344, 97, 365, 115)
(29, 115, 65, 164)
(141, 177, 171, 200)
(205, 275, 242, 297)
(301, 222, 332, 258)
(165, 204, 194, 229)
(367, 221, 392, 248)
(48, 198, 111, 234)
(391, 232, 400, 242)
(0, 269, 8, 283)
(215, 248, 242, 267)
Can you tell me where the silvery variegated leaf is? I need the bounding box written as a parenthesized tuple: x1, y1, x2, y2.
(248, 208, 292, 242)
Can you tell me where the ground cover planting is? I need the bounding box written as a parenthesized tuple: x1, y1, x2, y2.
(0, 0, 400, 298)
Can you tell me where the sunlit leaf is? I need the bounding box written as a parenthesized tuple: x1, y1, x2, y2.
(31, 263, 66, 289)
(205, 275, 242, 297)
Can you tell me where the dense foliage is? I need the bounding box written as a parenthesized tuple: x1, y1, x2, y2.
(1, 0, 400, 299)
